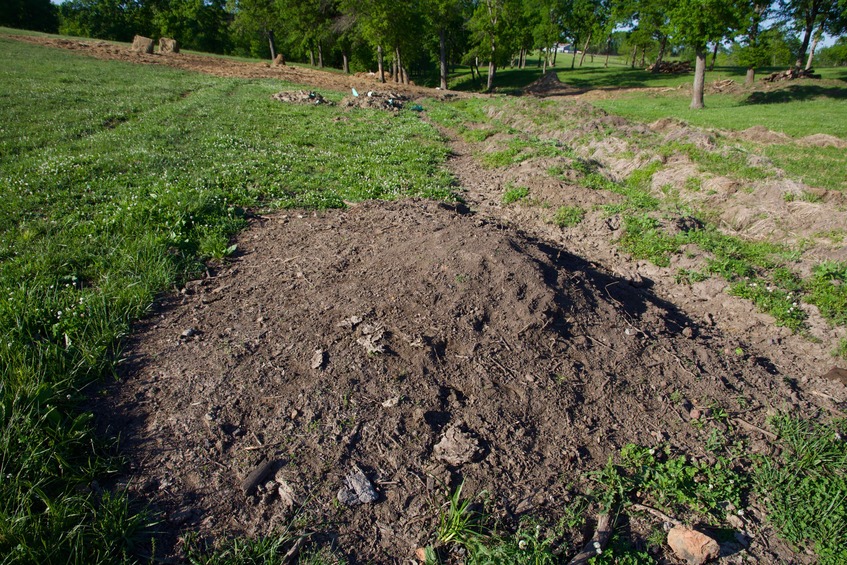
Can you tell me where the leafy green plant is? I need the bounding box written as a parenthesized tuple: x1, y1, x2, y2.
(552, 206, 585, 228)
(618, 215, 682, 267)
(436, 482, 485, 547)
(730, 278, 807, 332)
(805, 261, 847, 327)
(502, 184, 530, 204)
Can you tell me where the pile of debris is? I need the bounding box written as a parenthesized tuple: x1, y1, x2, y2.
(763, 68, 822, 82)
(709, 78, 738, 93)
(524, 71, 575, 97)
(646, 60, 692, 74)
(270, 90, 333, 105)
(341, 89, 409, 111)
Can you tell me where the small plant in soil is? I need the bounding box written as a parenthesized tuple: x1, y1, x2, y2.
(502, 184, 530, 205)
(551, 206, 585, 228)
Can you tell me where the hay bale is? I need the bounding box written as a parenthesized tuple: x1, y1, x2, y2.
(272, 53, 285, 67)
(159, 37, 179, 54)
(131, 35, 154, 54)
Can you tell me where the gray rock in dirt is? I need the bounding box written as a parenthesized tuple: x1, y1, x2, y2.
(180, 327, 198, 339)
(433, 423, 483, 466)
(276, 479, 301, 510)
(337, 466, 378, 506)
(310, 348, 326, 370)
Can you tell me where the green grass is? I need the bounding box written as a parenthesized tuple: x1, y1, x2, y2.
(805, 261, 847, 327)
(754, 416, 847, 565)
(764, 145, 847, 192)
(0, 37, 453, 562)
(552, 206, 585, 228)
(502, 184, 529, 204)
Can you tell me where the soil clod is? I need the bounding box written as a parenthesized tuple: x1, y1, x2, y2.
(337, 466, 378, 506)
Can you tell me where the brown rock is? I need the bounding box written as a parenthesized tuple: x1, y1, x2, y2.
(667, 526, 720, 565)
(433, 423, 483, 466)
(159, 37, 180, 54)
(131, 35, 154, 54)
(414, 547, 427, 562)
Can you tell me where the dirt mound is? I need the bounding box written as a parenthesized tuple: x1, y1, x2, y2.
(98, 200, 807, 562)
(524, 71, 576, 97)
(735, 125, 791, 144)
(340, 90, 411, 110)
(798, 133, 847, 149)
(271, 90, 333, 105)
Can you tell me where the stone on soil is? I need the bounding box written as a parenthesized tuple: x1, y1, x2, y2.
(433, 423, 483, 466)
(667, 526, 720, 565)
(337, 466, 378, 506)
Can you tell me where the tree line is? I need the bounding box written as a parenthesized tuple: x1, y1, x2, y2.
(3, 0, 846, 108)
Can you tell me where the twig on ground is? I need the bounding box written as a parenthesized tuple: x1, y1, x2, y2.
(568, 513, 613, 565)
(630, 503, 683, 526)
(733, 417, 778, 440)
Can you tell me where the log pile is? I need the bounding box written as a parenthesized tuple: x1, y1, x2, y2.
(645, 60, 691, 74)
(763, 68, 822, 82)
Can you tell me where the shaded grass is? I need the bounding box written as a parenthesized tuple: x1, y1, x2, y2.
(0, 38, 454, 562)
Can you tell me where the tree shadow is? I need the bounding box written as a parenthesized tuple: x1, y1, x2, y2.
(743, 84, 847, 105)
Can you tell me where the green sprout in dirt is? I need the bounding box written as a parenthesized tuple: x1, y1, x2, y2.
(552, 206, 585, 228)
(502, 184, 530, 205)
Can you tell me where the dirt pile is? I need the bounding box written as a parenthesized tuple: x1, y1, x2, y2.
(524, 71, 577, 97)
(99, 200, 813, 562)
(270, 90, 333, 105)
(340, 90, 411, 110)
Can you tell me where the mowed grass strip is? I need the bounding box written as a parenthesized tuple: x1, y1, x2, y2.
(0, 37, 453, 562)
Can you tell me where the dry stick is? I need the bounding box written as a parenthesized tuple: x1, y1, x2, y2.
(733, 417, 778, 441)
(630, 503, 682, 526)
(282, 535, 308, 564)
(568, 513, 613, 565)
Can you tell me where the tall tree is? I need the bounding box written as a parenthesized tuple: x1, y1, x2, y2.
(469, 0, 520, 91)
(1, 0, 59, 32)
(737, 0, 772, 86)
(230, 0, 283, 59)
(426, 0, 469, 90)
(668, 0, 743, 109)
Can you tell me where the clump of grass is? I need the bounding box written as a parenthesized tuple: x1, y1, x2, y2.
(805, 261, 847, 327)
(551, 206, 585, 228)
(835, 338, 847, 359)
(784, 191, 823, 203)
(502, 184, 529, 204)
(730, 278, 807, 332)
(618, 215, 683, 267)
(754, 416, 847, 565)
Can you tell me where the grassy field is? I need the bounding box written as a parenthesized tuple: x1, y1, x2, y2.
(0, 36, 452, 563)
(2, 31, 846, 564)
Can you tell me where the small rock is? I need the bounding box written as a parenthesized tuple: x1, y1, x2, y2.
(667, 526, 721, 565)
(381, 396, 400, 408)
(180, 327, 198, 339)
(727, 514, 744, 530)
(415, 547, 428, 562)
(310, 348, 326, 370)
(277, 479, 301, 509)
(682, 326, 694, 338)
(337, 466, 378, 506)
(433, 423, 483, 466)
(689, 408, 702, 420)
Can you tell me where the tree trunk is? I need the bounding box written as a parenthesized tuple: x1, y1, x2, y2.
(795, 4, 819, 69)
(652, 34, 667, 74)
(630, 45, 637, 68)
(266, 29, 276, 60)
(571, 37, 578, 69)
(317, 42, 323, 68)
(579, 32, 591, 66)
(691, 46, 707, 109)
(805, 25, 823, 70)
(708, 42, 718, 71)
(639, 46, 646, 67)
(308, 49, 314, 67)
(745, 67, 755, 87)
(439, 27, 448, 90)
(487, 58, 496, 91)
(377, 44, 385, 83)
(604, 37, 611, 68)
(342, 51, 349, 74)
(553, 43, 558, 65)
(520, 48, 526, 68)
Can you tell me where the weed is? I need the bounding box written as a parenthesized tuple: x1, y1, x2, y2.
(618, 215, 682, 267)
(753, 416, 847, 564)
(551, 206, 585, 228)
(805, 261, 847, 327)
(436, 482, 485, 547)
(730, 278, 807, 332)
(783, 191, 823, 203)
(674, 268, 708, 285)
(502, 184, 530, 204)
(835, 338, 847, 360)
